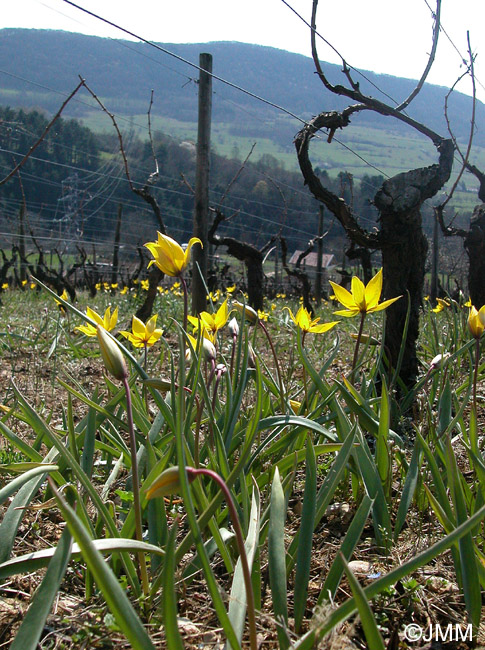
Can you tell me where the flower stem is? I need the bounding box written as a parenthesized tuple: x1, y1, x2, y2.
(187, 468, 258, 650)
(301, 330, 308, 412)
(180, 275, 189, 331)
(258, 320, 286, 412)
(350, 312, 366, 384)
(230, 334, 237, 379)
(473, 337, 480, 415)
(143, 343, 149, 416)
(122, 376, 149, 596)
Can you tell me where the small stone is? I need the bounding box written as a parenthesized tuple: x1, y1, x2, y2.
(347, 560, 373, 575)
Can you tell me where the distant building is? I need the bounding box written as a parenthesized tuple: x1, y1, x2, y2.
(288, 251, 335, 273)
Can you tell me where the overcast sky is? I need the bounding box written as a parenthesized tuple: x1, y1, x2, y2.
(3, 0, 484, 102)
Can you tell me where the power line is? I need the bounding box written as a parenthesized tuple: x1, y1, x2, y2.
(422, 0, 485, 96)
(61, 0, 309, 126)
(279, 0, 406, 109)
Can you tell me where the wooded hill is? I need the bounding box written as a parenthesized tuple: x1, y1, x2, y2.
(1, 29, 484, 176)
(0, 104, 387, 256)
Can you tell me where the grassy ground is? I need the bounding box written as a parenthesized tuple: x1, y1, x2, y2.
(0, 281, 484, 649)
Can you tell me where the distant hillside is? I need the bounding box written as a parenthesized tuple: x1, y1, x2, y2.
(0, 28, 484, 182)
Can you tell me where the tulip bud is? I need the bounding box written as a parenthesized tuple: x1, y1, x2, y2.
(427, 352, 450, 374)
(96, 326, 127, 381)
(202, 337, 217, 363)
(186, 333, 216, 364)
(227, 316, 239, 337)
(145, 465, 196, 500)
(233, 301, 258, 325)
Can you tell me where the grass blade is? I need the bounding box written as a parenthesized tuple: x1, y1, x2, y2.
(293, 438, 317, 633)
(376, 375, 390, 498)
(227, 483, 261, 649)
(286, 427, 356, 573)
(310, 500, 485, 644)
(0, 472, 47, 564)
(351, 430, 392, 550)
(445, 438, 481, 630)
(0, 464, 58, 506)
(318, 494, 373, 605)
(393, 441, 421, 540)
(0, 538, 165, 580)
(268, 466, 289, 650)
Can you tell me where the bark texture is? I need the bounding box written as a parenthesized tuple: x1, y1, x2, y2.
(464, 204, 485, 308)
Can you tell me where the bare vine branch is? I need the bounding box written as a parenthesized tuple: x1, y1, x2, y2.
(439, 33, 477, 211)
(219, 142, 256, 205)
(146, 89, 160, 186)
(395, 0, 442, 111)
(82, 79, 166, 233)
(310, 0, 445, 145)
(0, 79, 85, 186)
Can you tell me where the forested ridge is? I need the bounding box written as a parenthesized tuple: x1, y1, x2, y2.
(0, 104, 389, 255)
(1, 29, 483, 146)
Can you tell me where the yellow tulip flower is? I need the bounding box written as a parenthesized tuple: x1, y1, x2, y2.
(188, 299, 229, 337)
(54, 289, 69, 314)
(286, 306, 339, 334)
(144, 232, 202, 277)
(468, 304, 485, 339)
(329, 268, 401, 318)
(431, 298, 450, 313)
(54, 289, 69, 305)
(120, 315, 163, 348)
(76, 306, 118, 337)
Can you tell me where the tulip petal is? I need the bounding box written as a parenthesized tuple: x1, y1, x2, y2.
(329, 282, 356, 310)
(86, 306, 105, 327)
(333, 307, 360, 318)
(308, 320, 340, 333)
(131, 316, 145, 336)
(145, 315, 158, 335)
(367, 295, 401, 313)
(144, 241, 177, 276)
(364, 268, 383, 310)
(183, 237, 203, 271)
(351, 276, 366, 309)
(479, 305, 485, 326)
(215, 299, 229, 329)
